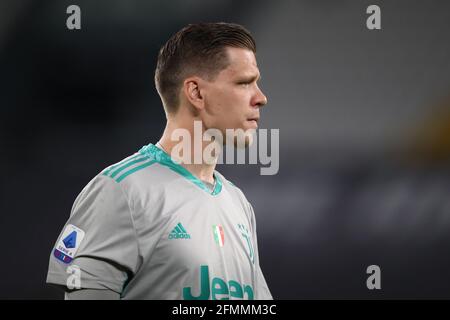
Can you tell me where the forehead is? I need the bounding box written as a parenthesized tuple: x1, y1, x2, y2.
(218, 47, 259, 78)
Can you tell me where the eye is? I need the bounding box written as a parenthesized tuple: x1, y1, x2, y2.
(238, 81, 251, 86)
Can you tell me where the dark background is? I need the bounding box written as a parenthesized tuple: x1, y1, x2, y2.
(0, 0, 449, 299)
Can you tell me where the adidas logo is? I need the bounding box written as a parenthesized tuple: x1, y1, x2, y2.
(168, 222, 191, 239)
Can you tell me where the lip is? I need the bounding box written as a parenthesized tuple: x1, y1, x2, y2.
(246, 118, 259, 128)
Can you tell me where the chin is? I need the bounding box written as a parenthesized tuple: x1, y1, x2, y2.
(220, 124, 256, 149)
(232, 129, 255, 149)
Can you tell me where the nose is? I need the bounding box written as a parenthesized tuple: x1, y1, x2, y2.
(252, 85, 268, 108)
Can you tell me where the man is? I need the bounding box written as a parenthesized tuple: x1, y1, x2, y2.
(46, 22, 272, 300)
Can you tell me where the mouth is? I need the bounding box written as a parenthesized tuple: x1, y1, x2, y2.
(246, 116, 259, 128)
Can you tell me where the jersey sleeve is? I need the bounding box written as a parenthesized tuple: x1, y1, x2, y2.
(247, 201, 273, 300)
(46, 174, 140, 294)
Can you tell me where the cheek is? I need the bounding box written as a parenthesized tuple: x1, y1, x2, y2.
(207, 88, 233, 114)
(205, 87, 249, 128)
(217, 88, 249, 111)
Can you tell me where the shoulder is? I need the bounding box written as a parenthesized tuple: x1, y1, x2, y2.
(100, 151, 158, 184)
(99, 148, 178, 192)
(70, 150, 164, 217)
(71, 150, 163, 210)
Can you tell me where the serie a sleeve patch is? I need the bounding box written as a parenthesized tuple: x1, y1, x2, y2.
(53, 224, 86, 264)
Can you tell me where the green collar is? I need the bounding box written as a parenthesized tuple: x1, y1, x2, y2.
(139, 143, 222, 196)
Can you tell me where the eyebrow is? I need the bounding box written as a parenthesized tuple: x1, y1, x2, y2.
(237, 73, 261, 82)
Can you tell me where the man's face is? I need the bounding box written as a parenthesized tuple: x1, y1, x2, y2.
(200, 47, 267, 146)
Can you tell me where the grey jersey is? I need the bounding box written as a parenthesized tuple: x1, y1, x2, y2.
(47, 143, 272, 300)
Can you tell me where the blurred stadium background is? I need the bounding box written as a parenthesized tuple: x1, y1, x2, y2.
(0, 0, 449, 299)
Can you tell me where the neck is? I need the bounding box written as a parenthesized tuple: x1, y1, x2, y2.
(158, 117, 220, 185)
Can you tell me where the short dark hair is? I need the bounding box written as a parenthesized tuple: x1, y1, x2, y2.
(154, 22, 256, 114)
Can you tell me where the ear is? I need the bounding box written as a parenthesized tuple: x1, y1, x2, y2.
(182, 76, 205, 111)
